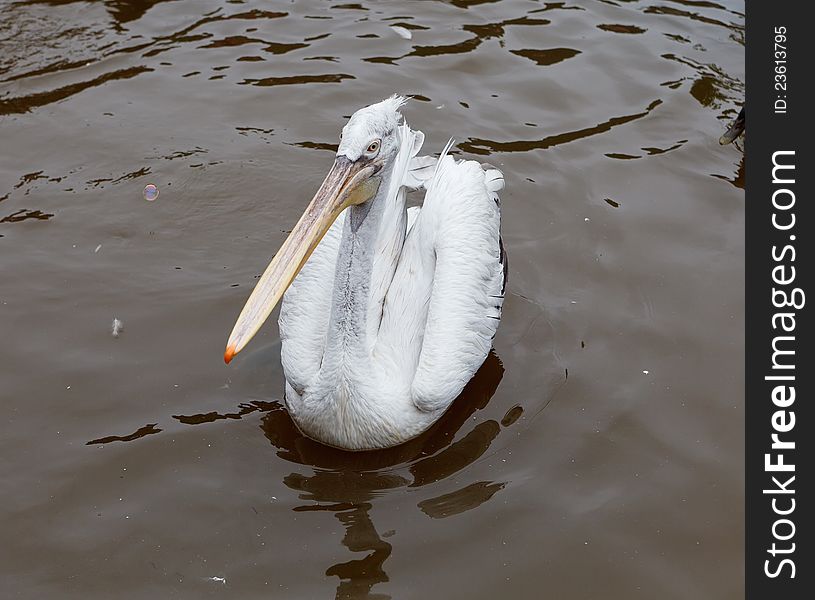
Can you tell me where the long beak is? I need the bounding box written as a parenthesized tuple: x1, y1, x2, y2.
(224, 156, 380, 363)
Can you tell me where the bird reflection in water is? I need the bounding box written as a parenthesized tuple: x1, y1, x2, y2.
(257, 350, 510, 599)
(87, 348, 518, 597)
(142, 351, 514, 598)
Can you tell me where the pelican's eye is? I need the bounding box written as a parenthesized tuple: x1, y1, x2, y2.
(365, 140, 380, 156)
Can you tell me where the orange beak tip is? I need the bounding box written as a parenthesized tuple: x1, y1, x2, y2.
(224, 345, 236, 364)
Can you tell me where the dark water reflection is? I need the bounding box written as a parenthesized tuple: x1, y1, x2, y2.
(165, 352, 507, 599)
(1, 0, 744, 597)
(270, 356, 504, 599)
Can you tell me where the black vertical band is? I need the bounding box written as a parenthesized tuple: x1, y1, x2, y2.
(746, 1, 812, 597)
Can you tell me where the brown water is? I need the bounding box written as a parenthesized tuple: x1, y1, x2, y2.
(0, 1, 745, 598)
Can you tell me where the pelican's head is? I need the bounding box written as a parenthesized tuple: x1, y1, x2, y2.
(224, 95, 418, 363)
(338, 94, 407, 165)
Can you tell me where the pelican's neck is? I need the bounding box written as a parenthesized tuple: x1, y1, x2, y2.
(323, 163, 407, 371)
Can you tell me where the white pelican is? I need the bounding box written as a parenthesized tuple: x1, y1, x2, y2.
(225, 96, 506, 450)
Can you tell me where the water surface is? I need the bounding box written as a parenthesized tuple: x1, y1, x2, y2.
(0, 0, 745, 598)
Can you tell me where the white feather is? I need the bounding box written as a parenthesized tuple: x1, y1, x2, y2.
(111, 318, 123, 338)
(390, 25, 412, 40)
(277, 98, 504, 449)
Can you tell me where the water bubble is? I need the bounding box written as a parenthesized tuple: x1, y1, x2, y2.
(143, 184, 159, 201)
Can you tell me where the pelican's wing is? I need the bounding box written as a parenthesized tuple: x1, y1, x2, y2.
(408, 152, 506, 413)
(404, 155, 437, 189)
(278, 210, 345, 394)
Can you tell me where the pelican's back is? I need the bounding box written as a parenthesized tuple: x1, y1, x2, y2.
(379, 153, 506, 414)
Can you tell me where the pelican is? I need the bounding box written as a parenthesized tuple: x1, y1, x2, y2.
(719, 106, 745, 145)
(224, 96, 506, 450)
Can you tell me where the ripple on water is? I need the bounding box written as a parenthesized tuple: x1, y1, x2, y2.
(0, 1, 745, 598)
